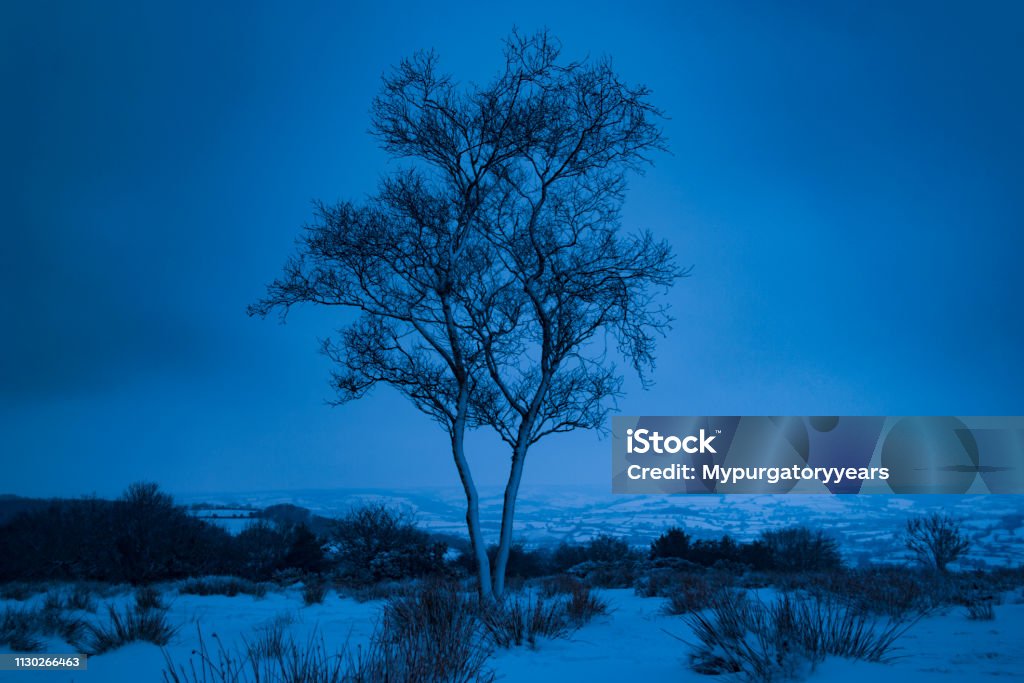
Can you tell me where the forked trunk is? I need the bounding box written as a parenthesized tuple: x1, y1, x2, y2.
(492, 444, 527, 597)
(451, 413, 494, 602)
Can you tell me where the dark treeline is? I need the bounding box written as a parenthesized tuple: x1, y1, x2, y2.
(0, 483, 327, 584)
(455, 526, 841, 582)
(0, 483, 915, 588)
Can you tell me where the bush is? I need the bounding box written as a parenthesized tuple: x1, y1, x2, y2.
(302, 580, 328, 606)
(812, 567, 936, 618)
(0, 484, 232, 584)
(633, 558, 704, 598)
(662, 575, 720, 615)
(586, 535, 634, 562)
(331, 505, 446, 586)
(566, 560, 638, 588)
(163, 627, 348, 683)
(489, 544, 550, 579)
(165, 583, 495, 683)
(63, 584, 98, 612)
(906, 512, 970, 573)
(686, 593, 915, 680)
(645, 528, 844, 573)
(480, 593, 570, 648)
(551, 536, 639, 575)
(687, 536, 744, 567)
(0, 604, 88, 652)
(454, 544, 551, 580)
(966, 598, 996, 621)
(231, 521, 292, 580)
(540, 574, 584, 597)
(564, 584, 609, 626)
(179, 576, 269, 598)
(551, 542, 590, 573)
(369, 581, 495, 681)
(0, 607, 46, 652)
(281, 524, 329, 576)
(42, 591, 64, 612)
(83, 604, 179, 655)
(135, 586, 165, 611)
(759, 527, 842, 572)
(650, 527, 691, 560)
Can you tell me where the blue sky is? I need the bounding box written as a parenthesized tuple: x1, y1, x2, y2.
(2, 1, 1022, 497)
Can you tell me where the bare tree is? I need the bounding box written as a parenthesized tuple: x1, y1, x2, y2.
(249, 173, 500, 598)
(905, 512, 970, 573)
(463, 34, 684, 595)
(250, 30, 683, 600)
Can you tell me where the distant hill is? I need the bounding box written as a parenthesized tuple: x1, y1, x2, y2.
(175, 486, 1024, 568)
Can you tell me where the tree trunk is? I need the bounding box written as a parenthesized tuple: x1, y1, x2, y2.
(492, 443, 527, 597)
(451, 413, 494, 602)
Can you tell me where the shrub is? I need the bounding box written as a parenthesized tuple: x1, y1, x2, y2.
(232, 521, 292, 580)
(0, 605, 88, 652)
(135, 586, 166, 611)
(82, 604, 178, 655)
(165, 583, 496, 683)
(331, 504, 446, 586)
(455, 544, 551, 580)
(247, 617, 292, 661)
(369, 581, 495, 681)
(0, 484, 232, 584)
(564, 584, 609, 626)
(686, 593, 915, 680)
(487, 544, 550, 579)
(633, 558, 703, 598)
(905, 512, 970, 573)
(949, 569, 1013, 598)
(566, 560, 638, 588)
(42, 591, 63, 612)
(179, 576, 269, 598)
(480, 593, 570, 648)
(0, 608, 45, 652)
(40, 586, 99, 613)
(540, 574, 584, 597)
(280, 524, 329, 576)
(650, 527, 691, 559)
(163, 627, 348, 683)
(63, 584, 98, 612)
(302, 580, 328, 606)
(759, 527, 842, 572)
(551, 542, 589, 573)
(586, 535, 633, 562)
(813, 567, 936, 618)
(687, 536, 744, 567)
(551, 536, 639, 575)
(966, 598, 996, 621)
(662, 575, 720, 615)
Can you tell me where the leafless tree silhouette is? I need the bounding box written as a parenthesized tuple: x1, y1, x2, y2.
(905, 512, 970, 573)
(250, 30, 684, 600)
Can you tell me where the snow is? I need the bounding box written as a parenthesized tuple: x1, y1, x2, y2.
(3, 586, 1023, 681)
(0, 588, 378, 683)
(490, 589, 685, 681)
(173, 488, 1024, 566)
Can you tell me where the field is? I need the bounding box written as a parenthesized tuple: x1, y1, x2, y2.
(3, 582, 1023, 681)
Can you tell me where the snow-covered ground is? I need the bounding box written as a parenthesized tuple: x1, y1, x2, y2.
(3, 585, 1023, 681)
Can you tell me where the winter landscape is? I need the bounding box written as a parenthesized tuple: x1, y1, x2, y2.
(5, 1, 1024, 681)
(2, 486, 1024, 681)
